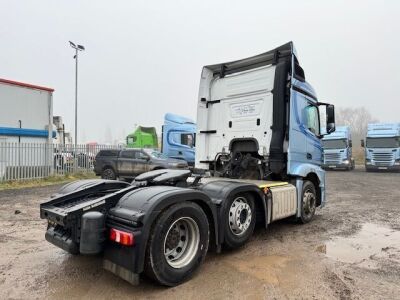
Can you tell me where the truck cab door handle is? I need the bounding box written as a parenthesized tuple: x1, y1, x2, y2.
(307, 153, 312, 160)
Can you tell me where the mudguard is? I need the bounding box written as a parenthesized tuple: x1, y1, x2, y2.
(197, 180, 267, 245)
(289, 162, 326, 206)
(106, 186, 218, 274)
(53, 179, 130, 197)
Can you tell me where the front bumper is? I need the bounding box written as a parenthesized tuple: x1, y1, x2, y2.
(322, 162, 351, 169)
(365, 163, 400, 171)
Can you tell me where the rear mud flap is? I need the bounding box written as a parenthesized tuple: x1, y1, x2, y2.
(103, 259, 139, 285)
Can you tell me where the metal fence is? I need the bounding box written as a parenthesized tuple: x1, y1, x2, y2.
(0, 143, 122, 182)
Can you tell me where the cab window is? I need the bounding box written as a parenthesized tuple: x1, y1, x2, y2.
(136, 151, 149, 160)
(127, 136, 136, 144)
(120, 150, 136, 159)
(305, 105, 320, 136)
(181, 133, 195, 148)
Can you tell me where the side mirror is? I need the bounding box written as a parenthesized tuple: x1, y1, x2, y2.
(326, 105, 335, 134)
(361, 139, 365, 148)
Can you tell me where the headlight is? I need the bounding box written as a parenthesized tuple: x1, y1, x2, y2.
(395, 159, 400, 166)
(343, 160, 349, 164)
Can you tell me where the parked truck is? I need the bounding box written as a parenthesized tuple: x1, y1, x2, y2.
(322, 126, 354, 170)
(361, 123, 400, 171)
(40, 42, 335, 287)
(161, 113, 196, 165)
(126, 126, 158, 148)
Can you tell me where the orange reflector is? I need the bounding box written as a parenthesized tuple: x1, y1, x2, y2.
(109, 228, 135, 246)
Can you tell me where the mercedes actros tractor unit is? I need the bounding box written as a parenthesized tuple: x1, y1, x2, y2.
(40, 42, 335, 286)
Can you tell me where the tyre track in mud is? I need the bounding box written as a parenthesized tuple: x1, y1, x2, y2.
(1, 168, 400, 299)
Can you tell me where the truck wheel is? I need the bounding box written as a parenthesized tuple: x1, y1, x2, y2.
(223, 193, 256, 249)
(299, 180, 317, 224)
(144, 202, 209, 286)
(101, 167, 116, 180)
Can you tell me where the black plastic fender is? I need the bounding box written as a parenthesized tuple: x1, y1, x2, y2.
(52, 179, 130, 197)
(197, 180, 267, 246)
(107, 186, 218, 274)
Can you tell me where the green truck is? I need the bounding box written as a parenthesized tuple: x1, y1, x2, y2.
(126, 126, 158, 148)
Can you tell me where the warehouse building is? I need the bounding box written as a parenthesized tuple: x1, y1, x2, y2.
(0, 78, 55, 180)
(0, 78, 55, 143)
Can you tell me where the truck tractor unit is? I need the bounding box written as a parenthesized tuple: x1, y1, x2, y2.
(362, 123, 400, 171)
(161, 113, 196, 165)
(126, 126, 158, 148)
(40, 42, 335, 287)
(322, 126, 354, 170)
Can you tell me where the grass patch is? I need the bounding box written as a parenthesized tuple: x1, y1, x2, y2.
(0, 172, 98, 191)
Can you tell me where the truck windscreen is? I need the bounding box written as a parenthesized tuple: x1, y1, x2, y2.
(322, 139, 347, 149)
(366, 137, 400, 148)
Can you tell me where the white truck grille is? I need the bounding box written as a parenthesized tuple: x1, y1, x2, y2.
(372, 152, 394, 166)
(324, 153, 341, 163)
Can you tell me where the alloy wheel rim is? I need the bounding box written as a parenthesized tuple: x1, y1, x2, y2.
(228, 197, 252, 236)
(164, 217, 200, 269)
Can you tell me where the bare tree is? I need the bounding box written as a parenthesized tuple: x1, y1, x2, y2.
(335, 106, 379, 143)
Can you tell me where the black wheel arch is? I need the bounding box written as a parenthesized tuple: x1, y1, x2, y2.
(53, 179, 129, 197)
(102, 165, 116, 172)
(303, 173, 321, 207)
(108, 186, 218, 274)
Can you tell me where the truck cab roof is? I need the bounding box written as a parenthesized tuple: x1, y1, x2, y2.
(164, 113, 195, 125)
(323, 126, 350, 140)
(367, 123, 400, 137)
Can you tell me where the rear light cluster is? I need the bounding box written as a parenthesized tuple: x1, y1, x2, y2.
(109, 228, 135, 246)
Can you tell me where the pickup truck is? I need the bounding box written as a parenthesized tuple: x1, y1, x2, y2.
(94, 148, 188, 180)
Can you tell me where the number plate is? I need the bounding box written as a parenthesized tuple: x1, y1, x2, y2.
(378, 167, 387, 170)
(329, 165, 336, 168)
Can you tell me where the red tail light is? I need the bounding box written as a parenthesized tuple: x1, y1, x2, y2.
(109, 228, 135, 246)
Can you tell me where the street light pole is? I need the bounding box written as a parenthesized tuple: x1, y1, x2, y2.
(74, 46, 78, 149)
(69, 41, 85, 149)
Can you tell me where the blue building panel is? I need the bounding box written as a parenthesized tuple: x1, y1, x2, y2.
(0, 126, 56, 138)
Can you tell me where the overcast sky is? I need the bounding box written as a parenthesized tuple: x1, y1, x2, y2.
(1, 0, 399, 143)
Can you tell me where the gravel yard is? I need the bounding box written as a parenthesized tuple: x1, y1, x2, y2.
(1, 167, 400, 299)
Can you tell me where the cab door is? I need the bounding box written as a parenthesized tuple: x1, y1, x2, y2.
(304, 103, 322, 165)
(132, 150, 150, 174)
(118, 150, 136, 175)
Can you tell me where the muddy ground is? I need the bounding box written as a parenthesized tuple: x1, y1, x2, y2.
(1, 167, 400, 299)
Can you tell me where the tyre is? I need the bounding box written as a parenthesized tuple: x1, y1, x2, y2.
(101, 167, 116, 180)
(223, 193, 256, 249)
(144, 202, 209, 286)
(299, 180, 317, 224)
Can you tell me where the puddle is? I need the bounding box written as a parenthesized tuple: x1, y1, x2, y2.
(226, 255, 290, 284)
(317, 223, 400, 268)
